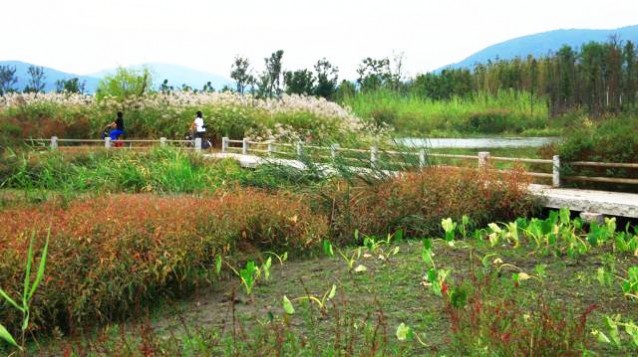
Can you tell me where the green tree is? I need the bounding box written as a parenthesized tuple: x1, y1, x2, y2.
(284, 69, 315, 95)
(55, 78, 85, 94)
(265, 50, 284, 98)
(623, 40, 637, 108)
(202, 81, 215, 93)
(356, 57, 391, 92)
(23, 66, 46, 93)
(314, 58, 339, 99)
(159, 79, 174, 94)
(0, 65, 18, 95)
(95, 67, 152, 101)
(230, 56, 253, 94)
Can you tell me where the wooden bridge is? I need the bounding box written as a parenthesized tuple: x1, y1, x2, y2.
(30, 136, 638, 219)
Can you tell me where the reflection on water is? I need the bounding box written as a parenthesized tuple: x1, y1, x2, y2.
(395, 137, 559, 149)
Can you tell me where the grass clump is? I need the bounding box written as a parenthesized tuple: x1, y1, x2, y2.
(0, 191, 328, 336)
(0, 148, 244, 194)
(324, 166, 537, 242)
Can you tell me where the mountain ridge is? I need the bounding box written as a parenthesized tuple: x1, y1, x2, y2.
(443, 25, 638, 70)
(0, 61, 232, 93)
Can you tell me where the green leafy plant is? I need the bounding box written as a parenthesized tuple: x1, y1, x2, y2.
(284, 284, 337, 315)
(621, 266, 638, 300)
(0, 231, 50, 350)
(592, 314, 638, 350)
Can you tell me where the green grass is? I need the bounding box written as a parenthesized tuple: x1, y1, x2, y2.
(0, 148, 246, 195)
(343, 89, 554, 137)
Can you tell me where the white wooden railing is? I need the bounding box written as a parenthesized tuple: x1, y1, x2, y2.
(219, 137, 638, 189)
(27, 136, 638, 189)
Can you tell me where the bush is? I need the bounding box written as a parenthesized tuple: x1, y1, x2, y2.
(446, 272, 596, 356)
(326, 167, 536, 242)
(557, 116, 638, 192)
(0, 191, 328, 334)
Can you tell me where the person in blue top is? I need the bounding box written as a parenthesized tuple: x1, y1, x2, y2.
(109, 111, 125, 140)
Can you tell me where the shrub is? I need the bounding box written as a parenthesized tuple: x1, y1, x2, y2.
(446, 272, 596, 356)
(556, 116, 638, 192)
(0, 191, 328, 334)
(326, 166, 536, 242)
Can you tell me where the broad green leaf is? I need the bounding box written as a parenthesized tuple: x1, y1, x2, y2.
(29, 236, 50, 301)
(396, 323, 412, 341)
(559, 207, 571, 226)
(323, 240, 334, 257)
(517, 272, 531, 281)
(0, 288, 22, 312)
(215, 255, 222, 275)
(282, 295, 295, 315)
(488, 223, 502, 234)
(21, 313, 29, 332)
(592, 330, 611, 344)
(421, 248, 433, 267)
(23, 235, 35, 305)
(0, 323, 19, 348)
(441, 218, 456, 233)
(328, 284, 337, 300)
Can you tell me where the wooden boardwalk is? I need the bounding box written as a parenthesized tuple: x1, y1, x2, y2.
(206, 152, 638, 219)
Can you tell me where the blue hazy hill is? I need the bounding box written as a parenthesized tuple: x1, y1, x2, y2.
(0, 61, 232, 93)
(0, 60, 100, 93)
(444, 25, 638, 70)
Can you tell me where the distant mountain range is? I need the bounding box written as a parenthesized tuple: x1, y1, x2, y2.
(0, 61, 101, 93)
(444, 25, 638, 70)
(4, 25, 638, 92)
(0, 61, 233, 93)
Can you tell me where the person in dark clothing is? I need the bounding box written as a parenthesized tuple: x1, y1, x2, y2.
(104, 111, 125, 146)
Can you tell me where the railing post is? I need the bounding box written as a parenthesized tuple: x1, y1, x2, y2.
(296, 141, 303, 158)
(50, 136, 58, 150)
(419, 149, 426, 168)
(552, 155, 561, 188)
(242, 137, 249, 155)
(222, 137, 229, 153)
(370, 146, 378, 168)
(330, 144, 339, 160)
(104, 137, 111, 149)
(478, 151, 490, 168)
(267, 141, 274, 157)
(160, 137, 167, 147)
(195, 138, 202, 153)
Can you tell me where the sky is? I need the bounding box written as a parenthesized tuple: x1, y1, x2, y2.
(2, 0, 638, 79)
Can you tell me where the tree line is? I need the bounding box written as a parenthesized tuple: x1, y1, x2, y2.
(3, 37, 636, 118)
(0, 65, 86, 95)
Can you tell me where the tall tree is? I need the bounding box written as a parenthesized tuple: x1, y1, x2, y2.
(264, 50, 284, 98)
(202, 81, 215, 93)
(0, 65, 18, 95)
(24, 66, 46, 93)
(230, 56, 253, 94)
(356, 57, 391, 92)
(622, 40, 637, 108)
(284, 69, 315, 95)
(55, 78, 86, 94)
(314, 58, 339, 99)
